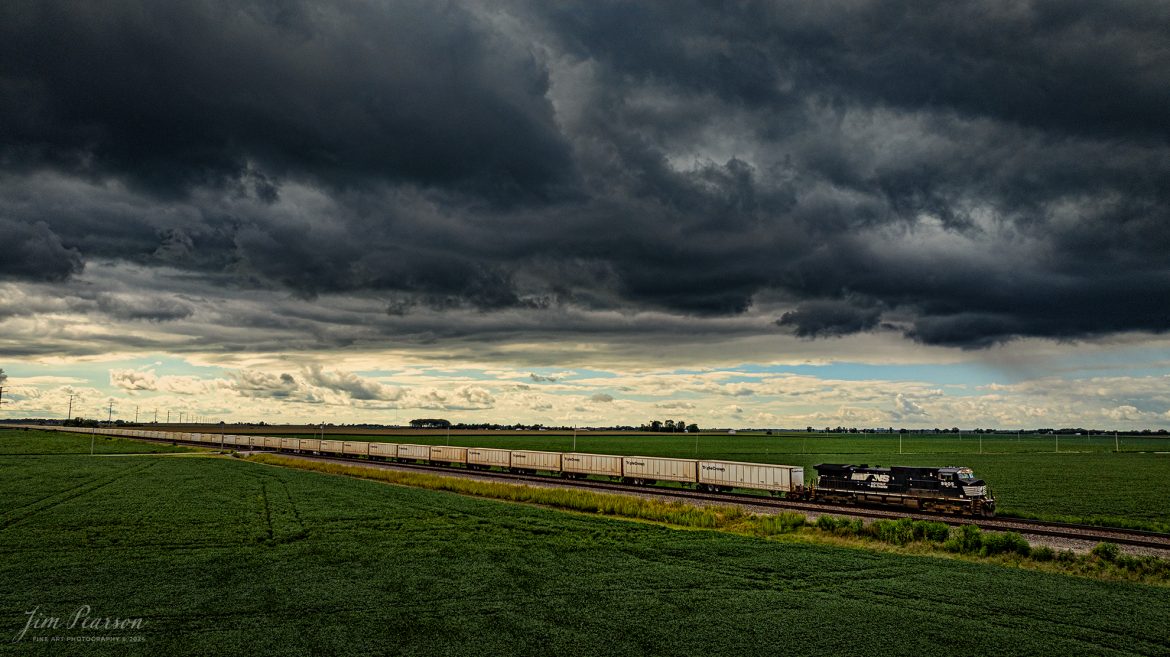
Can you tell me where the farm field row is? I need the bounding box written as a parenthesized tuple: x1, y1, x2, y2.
(0, 428, 192, 456)
(1, 445, 1168, 656)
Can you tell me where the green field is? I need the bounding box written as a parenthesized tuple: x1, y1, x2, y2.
(1, 433, 1169, 656)
(0, 428, 193, 456)
(284, 431, 1170, 528)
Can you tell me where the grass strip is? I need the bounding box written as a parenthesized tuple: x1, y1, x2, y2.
(995, 509, 1170, 534)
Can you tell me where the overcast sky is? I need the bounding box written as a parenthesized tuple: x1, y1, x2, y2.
(2, 0, 1169, 428)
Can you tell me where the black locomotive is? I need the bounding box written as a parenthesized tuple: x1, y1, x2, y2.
(808, 463, 996, 516)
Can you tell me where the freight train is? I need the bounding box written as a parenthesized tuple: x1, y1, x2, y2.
(11, 425, 996, 516)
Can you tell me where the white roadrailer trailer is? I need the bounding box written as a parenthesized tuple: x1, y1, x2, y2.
(296, 438, 320, 452)
(697, 460, 804, 495)
(318, 439, 344, 454)
(621, 455, 697, 485)
(396, 444, 431, 462)
(429, 445, 467, 464)
(368, 442, 398, 459)
(343, 441, 370, 456)
(467, 447, 511, 470)
(562, 453, 623, 478)
(509, 450, 562, 473)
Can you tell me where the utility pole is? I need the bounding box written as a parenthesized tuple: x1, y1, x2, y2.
(154, 409, 158, 423)
(107, 400, 114, 424)
(167, 410, 171, 423)
(1115, 431, 1119, 453)
(135, 405, 139, 423)
(573, 426, 577, 451)
(67, 393, 75, 420)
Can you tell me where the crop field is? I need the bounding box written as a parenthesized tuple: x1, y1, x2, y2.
(1, 433, 1169, 656)
(0, 428, 193, 456)
(287, 431, 1170, 528)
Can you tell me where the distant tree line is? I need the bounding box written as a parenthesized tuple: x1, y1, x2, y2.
(409, 418, 452, 428)
(639, 419, 700, 433)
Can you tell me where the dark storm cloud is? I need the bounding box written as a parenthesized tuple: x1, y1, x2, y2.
(95, 294, 194, 322)
(0, 0, 572, 199)
(0, 219, 83, 281)
(2, 0, 1170, 350)
(778, 301, 882, 339)
(539, 0, 1170, 141)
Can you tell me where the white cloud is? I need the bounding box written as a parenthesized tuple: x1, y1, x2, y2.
(110, 369, 158, 391)
(892, 393, 928, 419)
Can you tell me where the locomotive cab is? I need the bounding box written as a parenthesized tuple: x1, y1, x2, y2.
(940, 467, 988, 496)
(940, 466, 995, 515)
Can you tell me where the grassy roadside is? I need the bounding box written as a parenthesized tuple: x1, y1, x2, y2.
(245, 453, 1170, 587)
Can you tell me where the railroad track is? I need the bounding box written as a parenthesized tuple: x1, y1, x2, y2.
(16, 428, 1170, 551)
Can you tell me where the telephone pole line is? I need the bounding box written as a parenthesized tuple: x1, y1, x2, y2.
(67, 393, 75, 420)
